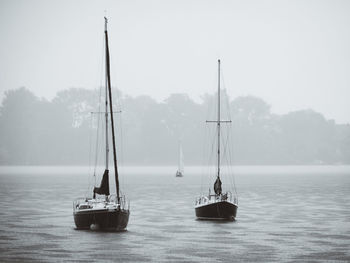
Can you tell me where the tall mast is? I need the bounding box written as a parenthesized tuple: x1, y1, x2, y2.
(105, 20, 109, 170)
(104, 17, 120, 203)
(217, 59, 221, 179)
(206, 60, 231, 189)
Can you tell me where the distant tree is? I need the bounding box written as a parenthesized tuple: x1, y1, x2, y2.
(0, 87, 349, 165)
(0, 87, 40, 164)
(231, 96, 271, 123)
(334, 124, 350, 164)
(279, 109, 337, 164)
(163, 93, 203, 163)
(229, 96, 273, 164)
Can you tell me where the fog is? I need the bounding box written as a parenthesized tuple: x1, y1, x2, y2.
(0, 1, 349, 166)
(1, 0, 349, 123)
(0, 87, 349, 165)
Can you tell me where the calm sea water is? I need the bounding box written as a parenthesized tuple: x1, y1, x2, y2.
(0, 166, 349, 262)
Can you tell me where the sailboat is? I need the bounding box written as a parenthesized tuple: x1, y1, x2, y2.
(73, 17, 130, 231)
(195, 59, 238, 220)
(175, 140, 184, 177)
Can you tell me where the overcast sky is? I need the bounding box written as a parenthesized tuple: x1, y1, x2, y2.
(0, 0, 349, 123)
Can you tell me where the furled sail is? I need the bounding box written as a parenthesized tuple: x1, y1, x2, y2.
(93, 169, 110, 197)
(214, 177, 222, 195)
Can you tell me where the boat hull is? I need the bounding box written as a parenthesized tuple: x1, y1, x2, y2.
(74, 209, 129, 231)
(195, 201, 237, 220)
(176, 171, 183, 177)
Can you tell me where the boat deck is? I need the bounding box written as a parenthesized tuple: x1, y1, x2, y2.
(195, 192, 238, 208)
(73, 195, 128, 213)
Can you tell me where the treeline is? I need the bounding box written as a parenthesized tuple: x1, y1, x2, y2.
(0, 87, 349, 165)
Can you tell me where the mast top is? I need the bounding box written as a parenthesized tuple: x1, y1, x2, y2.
(104, 17, 108, 31)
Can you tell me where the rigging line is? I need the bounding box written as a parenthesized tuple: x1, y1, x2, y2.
(203, 96, 214, 194)
(231, 158, 238, 198)
(116, 89, 125, 192)
(207, 125, 217, 191)
(221, 65, 237, 197)
(223, 111, 233, 181)
(221, 127, 230, 189)
(226, 109, 236, 191)
(201, 117, 214, 195)
(230, 135, 236, 192)
(221, 67, 233, 126)
(227, 123, 237, 197)
(200, 120, 209, 195)
(200, 122, 206, 194)
(204, 117, 212, 191)
(92, 33, 106, 188)
(202, 77, 221, 195)
(120, 109, 125, 192)
(205, 123, 215, 193)
(228, 142, 235, 191)
(205, 90, 217, 181)
(228, 133, 237, 196)
(208, 125, 216, 170)
(225, 125, 235, 191)
(223, 134, 231, 182)
(226, 102, 238, 198)
(117, 92, 125, 193)
(219, 111, 232, 191)
(87, 112, 93, 196)
(201, 96, 213, 195)
(94, 85, 103, 186)
(222, 126, 230, 161)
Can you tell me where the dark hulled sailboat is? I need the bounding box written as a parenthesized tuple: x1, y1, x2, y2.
(73, 17, 129, 231)
(195, 59, 238, 220)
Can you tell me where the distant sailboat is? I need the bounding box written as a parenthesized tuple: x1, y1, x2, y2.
(73, 17, 130, 230)
(176, 140, 184, 177)
(195, 59, 238, 220)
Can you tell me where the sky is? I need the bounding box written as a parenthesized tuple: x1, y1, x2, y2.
(0, 0, 349, 123)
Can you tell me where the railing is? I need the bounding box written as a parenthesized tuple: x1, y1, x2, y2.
(73, 197, 90, 212)
(195, 191, 238, 206)
(73, 194, 130, 212)
(109, 194, 129, 210)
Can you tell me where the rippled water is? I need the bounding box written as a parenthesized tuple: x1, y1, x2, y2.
(0, 166, 349, 262)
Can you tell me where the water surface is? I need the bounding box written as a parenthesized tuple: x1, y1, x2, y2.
(0, 166, 349, 262)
